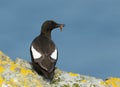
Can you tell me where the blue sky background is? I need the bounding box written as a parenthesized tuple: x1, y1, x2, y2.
(0, 0, 120, 79)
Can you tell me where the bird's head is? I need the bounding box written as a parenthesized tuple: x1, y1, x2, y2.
(41, 20, 65, 33)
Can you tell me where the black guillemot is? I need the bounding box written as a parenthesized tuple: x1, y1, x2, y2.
(30, 20, 65, 80)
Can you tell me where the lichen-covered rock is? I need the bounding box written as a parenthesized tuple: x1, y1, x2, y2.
(103, 78, 120, 87)
(51, 71, 105, 87)
(0, 51, 50, 87)
(0, 50, 120, 87)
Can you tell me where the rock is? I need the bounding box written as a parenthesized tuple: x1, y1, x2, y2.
(0, 50, 120, 87)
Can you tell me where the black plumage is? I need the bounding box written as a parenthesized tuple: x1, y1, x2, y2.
(30, 20, 64, 79)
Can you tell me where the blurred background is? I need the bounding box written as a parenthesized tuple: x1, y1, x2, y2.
(0, 0, 120, 79)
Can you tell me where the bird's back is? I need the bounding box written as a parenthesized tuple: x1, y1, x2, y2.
(30, 35, 57, 79)
(32, 35, 55, 54)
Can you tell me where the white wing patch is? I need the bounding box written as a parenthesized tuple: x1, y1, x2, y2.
(31, 45, 42, 59)
(51, 48, 57, 60)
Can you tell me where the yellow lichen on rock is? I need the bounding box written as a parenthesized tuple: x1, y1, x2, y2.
(68, 72, 79, 77)
(0, 66, 4, 73)
(10, 64, 17, 71)
(104, 77, 120, 87)
(81, 79, 87, 83)
(0, 51, 3, 55)
(0, 77, 4, 85)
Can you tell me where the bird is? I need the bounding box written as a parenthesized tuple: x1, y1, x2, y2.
(30, 20, 65, 80)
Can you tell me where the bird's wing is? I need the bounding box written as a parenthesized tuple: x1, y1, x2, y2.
(31, 45, 58, 72)
(31, 45, 42, 59)
(50, 48, 58, 60)
(37, 56, 56, 72)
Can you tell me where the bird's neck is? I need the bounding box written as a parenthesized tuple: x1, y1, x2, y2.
(40, 32, 52, 40)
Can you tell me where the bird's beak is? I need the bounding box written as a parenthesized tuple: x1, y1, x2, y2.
(56, 24, 65, 31)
